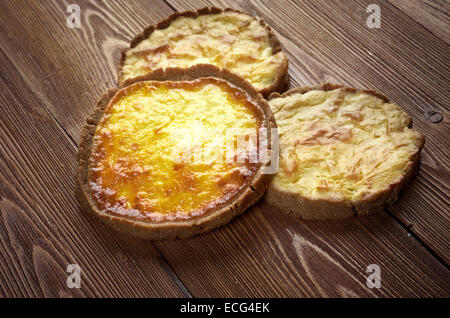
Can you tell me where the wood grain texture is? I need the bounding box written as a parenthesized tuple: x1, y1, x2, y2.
(165, 0, 450, 264)
(388, 0, 450, 44)
(156, 202, 449, 297)
(0, 0, 448, 298)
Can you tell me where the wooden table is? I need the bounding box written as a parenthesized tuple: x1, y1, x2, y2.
(0, 0, 448, 298)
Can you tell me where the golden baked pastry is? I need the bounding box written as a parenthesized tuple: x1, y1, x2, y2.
(119, 7, 289, 97)
(76, 65, 276, 239)
(266, 83, 425, 220)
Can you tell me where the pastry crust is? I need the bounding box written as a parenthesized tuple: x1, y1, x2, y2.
(118, 7, 289, 98)
(76, 64, 276, 240)
(266, 83, 425, 220)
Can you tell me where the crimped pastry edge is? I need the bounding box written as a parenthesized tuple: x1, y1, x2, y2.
(76, 64, 276, 240)
(117, 6, 289, 98)
(265, 83, 425, 220)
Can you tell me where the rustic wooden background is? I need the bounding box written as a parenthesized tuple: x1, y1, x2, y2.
(0, 0, 448, 298)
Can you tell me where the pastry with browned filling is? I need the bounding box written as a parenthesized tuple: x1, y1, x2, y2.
(119, 7, 288, 97)
(76, 65, 276, 239)
(266, 83, 424, 219)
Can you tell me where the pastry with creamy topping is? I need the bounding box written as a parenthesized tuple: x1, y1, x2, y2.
(266, 83, 424, 219)
(119, 7, 289, 97)
(76, 65, 275, 239)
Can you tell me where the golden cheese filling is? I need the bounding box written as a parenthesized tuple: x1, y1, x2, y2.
(269, 89, 424, 202)
(121, 11, 287, 90)
(89, 78, 262, 222)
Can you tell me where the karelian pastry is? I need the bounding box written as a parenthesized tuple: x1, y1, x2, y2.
(119, 7, 289, 97)
(266, 83, 424, 220)
(76, 65, 276, 239)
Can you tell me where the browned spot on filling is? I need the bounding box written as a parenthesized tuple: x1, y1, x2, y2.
(342, 110, 364, 121)
(298, 126, 352, 146)
(129, 44, 169, 58)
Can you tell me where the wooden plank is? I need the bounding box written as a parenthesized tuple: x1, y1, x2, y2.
(388, 0, 450, 44)
(155, 202, 449, 297)
(165, 0, 450, 264)
(0, 49, 184, 297)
